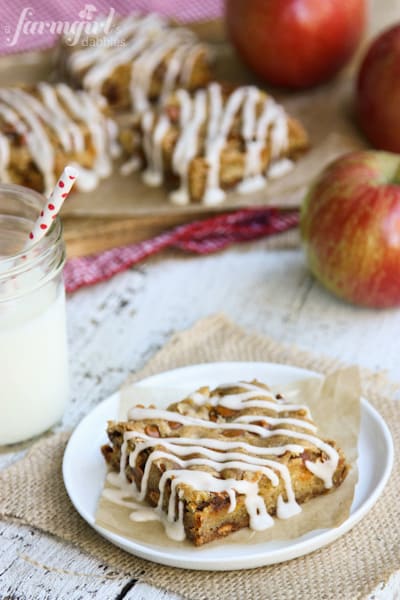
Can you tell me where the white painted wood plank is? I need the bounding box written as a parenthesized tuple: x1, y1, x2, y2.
(0, 521, 131, 599)
(1, 245, 399, 599)
(125, 583, 181, 600)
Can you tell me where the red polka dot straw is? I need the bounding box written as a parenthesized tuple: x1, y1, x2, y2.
(26, 165, 78, 249)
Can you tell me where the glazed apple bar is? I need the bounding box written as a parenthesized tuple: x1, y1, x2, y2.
(119, 82, 309, 205)
(101, 380, 348, 546)
(0, 83, 119, 195)
(58, 13, 213, 112)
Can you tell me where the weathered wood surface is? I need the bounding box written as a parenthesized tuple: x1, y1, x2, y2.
(1, 244, 399, 599)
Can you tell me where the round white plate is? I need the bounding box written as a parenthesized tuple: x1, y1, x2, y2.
(63, 361, 393, 571)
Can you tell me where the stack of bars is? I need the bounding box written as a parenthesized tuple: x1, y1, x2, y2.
(0, 13, 213, 196)
(102, 380, 348, 546)
(60, 12, 309, 204)
(0, 13, 309, 204)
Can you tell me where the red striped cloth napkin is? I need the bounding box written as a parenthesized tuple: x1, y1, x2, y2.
(63, 208, 299, 293)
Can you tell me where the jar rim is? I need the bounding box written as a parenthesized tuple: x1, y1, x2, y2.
(0, 183, 66, 300)
(0, 219, 64, 277)
(0, 182, 62, 263)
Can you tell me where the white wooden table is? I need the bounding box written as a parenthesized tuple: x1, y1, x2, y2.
(1, 242, 399, 599)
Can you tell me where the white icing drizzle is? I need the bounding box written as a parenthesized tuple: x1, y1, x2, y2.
(206, 83, 223, 142)
(38, 82, 83, 153)
(235, 414, 317, 432)
(188, 381, 312, 417)
(0, 84, 118, 193)
(125, 433, 305, 458)
(68, 13, 162, 74)
(159, 40, 199, 106)
(141, 82, 291, 205)
(105, 381, 341, 542)
(24, 87, 71, 152)
(180, 43, 205, 87)
(233, 86, 263, 194)
(160, 469, 274, 535)
(237, 97, 289, 194)
(68, 13, 148, 71)
(176, 89, 193, 126)
(241, 86, 259, 140)
(107, 118, 122, 159)
(127, 434, 302, 520)
(82, 20, 155, 93)
(59, 90, 115, 169)
(126, 407, 338, 486)
(0, 88, 55, 193)
(203, 86, 249, 205)
(0, 133, 10, 182)
(62, 86, 114, 181)
(67, 13, 208, 113)
(120, 156, 141, 176)
(130, 26, 202, 113)
(141, 113, 171, 186)
(141, 110, 155, 182)
(0, 104, 27, 136)
(194, 85, 289, 203)
(267, 158, 294, 179)
(104, 474, 161, 523)
(169, 89, 207, 205)
(102, 485, 143, 510)
(270, 106, 289, 158)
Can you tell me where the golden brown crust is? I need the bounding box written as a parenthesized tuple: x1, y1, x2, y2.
(0, 84, 112, 193)
(101, 381, 348, 546)
(91, 54, 212, 111)
(59, 18, 213, 112)
(186, 117, 308, 202)
(119, 85, 309, 203)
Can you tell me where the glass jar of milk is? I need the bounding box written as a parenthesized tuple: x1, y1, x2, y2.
(0, 184, 68, 444)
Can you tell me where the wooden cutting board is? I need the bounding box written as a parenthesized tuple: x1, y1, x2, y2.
(62, 210, 225, 257)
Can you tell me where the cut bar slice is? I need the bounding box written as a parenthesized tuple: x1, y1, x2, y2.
(101, 380, 348, 546)
(119, 83, 309, 205)
(0, 83, 119, 194)
(58, 13, 213, 112)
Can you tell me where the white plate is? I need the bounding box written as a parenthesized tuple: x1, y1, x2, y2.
(63, 362, 393, 571)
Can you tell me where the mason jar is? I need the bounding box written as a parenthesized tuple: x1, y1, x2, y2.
(0, 184, 69, 444)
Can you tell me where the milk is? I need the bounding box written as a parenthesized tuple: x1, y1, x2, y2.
(0, 281, 69, 444)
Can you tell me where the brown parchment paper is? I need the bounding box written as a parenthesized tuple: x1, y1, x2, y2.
(0, 0, 398, 219)
(95, 366, 361, 552)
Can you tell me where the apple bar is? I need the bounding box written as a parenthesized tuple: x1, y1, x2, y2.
(58, 13, 213, 112)
(0, 83, 120, 195)
(101, 380, 348, 546)
(119, 83, 309, 205)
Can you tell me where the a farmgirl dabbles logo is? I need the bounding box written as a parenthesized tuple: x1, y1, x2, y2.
(5, 4, 118, 47)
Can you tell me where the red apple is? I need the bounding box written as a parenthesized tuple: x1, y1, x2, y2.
(356, 25, 400, 153)
(225, 0, 366, 89)
(301, 151, 400, 308)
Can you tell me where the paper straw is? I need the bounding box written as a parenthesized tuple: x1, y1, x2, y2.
(25, 165, 79, 250)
